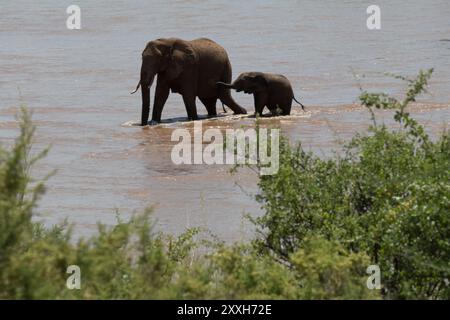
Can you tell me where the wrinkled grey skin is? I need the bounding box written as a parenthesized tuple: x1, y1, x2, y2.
(131, 37, 247, 125)
(217, 72, 305, 116)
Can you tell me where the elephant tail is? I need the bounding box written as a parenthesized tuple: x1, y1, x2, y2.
(293, 95, 305, 111)
(130, 81, 141, 94)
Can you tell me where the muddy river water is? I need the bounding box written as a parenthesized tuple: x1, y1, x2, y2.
(1, 1, 449, 241)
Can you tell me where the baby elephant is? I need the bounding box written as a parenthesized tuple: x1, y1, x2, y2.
(217, 72, 305, 116)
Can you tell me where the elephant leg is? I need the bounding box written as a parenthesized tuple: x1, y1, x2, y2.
(182, 93, 198, 121)
(152, 81, 170, 123)
(254, 93, 267, 117)
(282, 105, 292, 115)
(278, 100, 292, 116)
(219, 89, 247, 115)
(141, 85, 150, 126)
(199, 97, 217, 117)
(286, 100, 293, 115)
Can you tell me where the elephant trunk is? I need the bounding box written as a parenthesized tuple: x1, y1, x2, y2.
(216, 81, 234, 89)
(140, 71, 156, 126)
(141, 83, 150, 126)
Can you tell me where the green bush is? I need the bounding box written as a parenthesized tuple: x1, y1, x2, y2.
(290, 236, 375, 299)
(251, 69, 449, 299)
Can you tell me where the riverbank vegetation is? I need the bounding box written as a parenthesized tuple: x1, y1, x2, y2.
(0, 70, 448, 299)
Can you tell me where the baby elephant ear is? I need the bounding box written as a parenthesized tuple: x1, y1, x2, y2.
(253, 74, 268, 86)
(248, 74, 268, 92)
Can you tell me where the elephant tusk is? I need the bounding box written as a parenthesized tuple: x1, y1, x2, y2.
(130, 81, 141, 94)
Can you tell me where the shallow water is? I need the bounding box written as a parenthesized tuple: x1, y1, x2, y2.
(0, 1, 449, 241)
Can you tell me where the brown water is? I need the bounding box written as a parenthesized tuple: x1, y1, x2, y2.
(1, 1, 449, 241)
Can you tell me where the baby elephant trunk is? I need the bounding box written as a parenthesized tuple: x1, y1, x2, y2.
(216, 81, 234, 89)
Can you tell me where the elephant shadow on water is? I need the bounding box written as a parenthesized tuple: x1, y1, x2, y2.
(122, 111, 246, 127)
(121, 109, 305, 127)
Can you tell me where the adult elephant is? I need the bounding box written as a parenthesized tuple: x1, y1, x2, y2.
(131, 37, 247, 125)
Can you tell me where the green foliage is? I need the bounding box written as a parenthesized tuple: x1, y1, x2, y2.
(290, 236, 376, 299)
(251, 69, 449, 299)
(164, 240, 375, 300)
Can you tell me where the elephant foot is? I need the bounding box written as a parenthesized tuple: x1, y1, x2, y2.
(148, 120, 159, 126)
(235, 108, 247, 115)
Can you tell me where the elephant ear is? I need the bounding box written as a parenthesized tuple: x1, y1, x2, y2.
(245, 74, 268, 93)
(166, 41, 198, 80)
